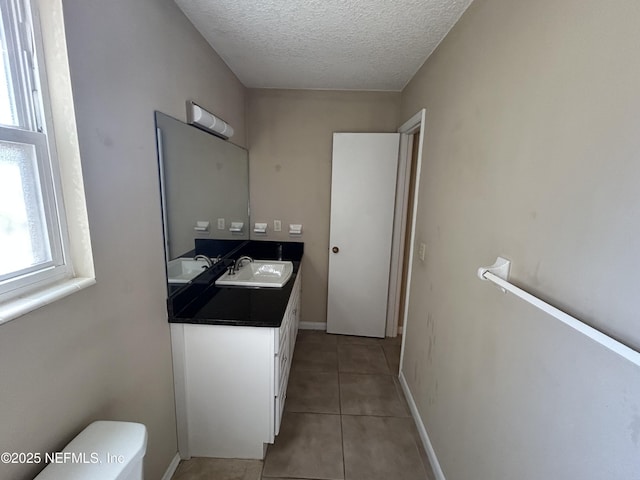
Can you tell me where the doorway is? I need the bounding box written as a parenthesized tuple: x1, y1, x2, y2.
(397, 132, 421, 333)
(324, 110, 425, 339)
(386, 109, 426, 338)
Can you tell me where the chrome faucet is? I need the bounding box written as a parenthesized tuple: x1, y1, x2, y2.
(194, 254, 213, 268)
(231, 255, 254, 273)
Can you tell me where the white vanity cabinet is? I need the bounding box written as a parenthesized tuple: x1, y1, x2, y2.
(170, 269, 301, 460)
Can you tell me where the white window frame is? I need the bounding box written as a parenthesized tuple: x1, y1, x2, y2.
(0, 0, 94, 323)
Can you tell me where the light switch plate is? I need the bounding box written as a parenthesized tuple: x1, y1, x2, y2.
(217, 218, 225, 230)
(274, 220, 282, 232)
(419, 242, 426, 262)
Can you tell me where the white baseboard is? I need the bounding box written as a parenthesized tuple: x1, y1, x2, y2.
(299, 321, 326, 330)
(161, 452, 181, 480)
(398, 371, 445, 480)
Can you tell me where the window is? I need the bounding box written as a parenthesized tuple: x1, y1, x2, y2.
(0, 0, 93, 318)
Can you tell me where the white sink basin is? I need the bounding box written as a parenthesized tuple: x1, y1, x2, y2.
(167, 257, 209, 284)
(215, 260, 293, 288)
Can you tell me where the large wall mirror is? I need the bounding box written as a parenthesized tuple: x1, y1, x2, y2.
(155, 111, 249, 295)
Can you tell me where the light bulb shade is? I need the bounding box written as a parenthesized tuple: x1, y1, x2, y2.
(187, 101, 234, 139)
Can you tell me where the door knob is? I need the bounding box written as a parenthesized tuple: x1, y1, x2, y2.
(332, 246, 339, 253)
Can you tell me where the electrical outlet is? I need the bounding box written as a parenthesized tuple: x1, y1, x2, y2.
(217, 218, 225, 230)
(274, 220, 282, 232)
(418, 242, 426, 262)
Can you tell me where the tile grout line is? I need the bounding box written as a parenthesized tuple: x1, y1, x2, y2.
(339, 371, 394, 377)
(340, 412, 412, 419)
(338, 381, 347, 480)
(336, 337, 347, 480)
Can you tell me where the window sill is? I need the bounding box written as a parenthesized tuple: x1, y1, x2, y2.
(0, 276, 96, 326)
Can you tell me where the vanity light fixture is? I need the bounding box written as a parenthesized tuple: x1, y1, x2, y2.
(186, 101, 235, 139)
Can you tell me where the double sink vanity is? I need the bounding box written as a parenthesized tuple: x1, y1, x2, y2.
(168, 240, 303, 460)
(155, 110, 304, 459)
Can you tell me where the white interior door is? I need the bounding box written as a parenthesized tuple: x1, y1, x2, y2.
(327, 133, 400, 338)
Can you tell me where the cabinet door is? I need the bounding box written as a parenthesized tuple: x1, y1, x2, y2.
(274, 335, 290, 436)
(274, 386, 286, 437)
(327, 133, 399, 338)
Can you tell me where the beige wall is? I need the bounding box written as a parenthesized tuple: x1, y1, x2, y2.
(248, 89, 400, 325)
(400, 0, 640, 478)
(0, 0, 246, 479)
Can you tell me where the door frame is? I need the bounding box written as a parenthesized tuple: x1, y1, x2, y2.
(386, 109, 426, 337)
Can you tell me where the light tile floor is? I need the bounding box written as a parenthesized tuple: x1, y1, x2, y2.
(172, 331, 434, 480)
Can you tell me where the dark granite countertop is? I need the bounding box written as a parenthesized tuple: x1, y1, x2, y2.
(171, 266, 298, 327)
(168, 241, 303, 328)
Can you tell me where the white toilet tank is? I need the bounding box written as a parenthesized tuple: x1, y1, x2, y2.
(34, 421, 147, 480)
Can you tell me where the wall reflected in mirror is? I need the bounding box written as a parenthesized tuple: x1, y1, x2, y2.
(155, 111, 249, 296)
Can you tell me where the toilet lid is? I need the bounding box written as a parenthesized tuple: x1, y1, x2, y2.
(34, 421, 147, 480)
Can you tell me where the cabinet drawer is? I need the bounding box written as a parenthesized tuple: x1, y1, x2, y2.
(279, 339, 289, 384)
(278, 359, 290, 402)
(274, 344, 291, 437)
(277, 315, 290, 355)
(289, 305, 298, 357)
(274, 308, 291, 356)
(274, 334, 288, 391)
(274, 387, 286, 436)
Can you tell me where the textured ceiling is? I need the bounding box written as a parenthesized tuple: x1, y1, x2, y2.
(174, 0, 473, 91)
